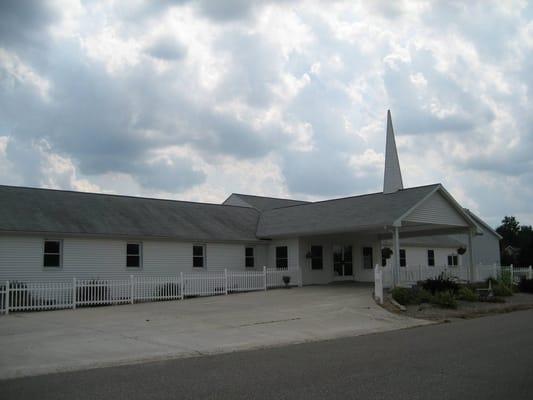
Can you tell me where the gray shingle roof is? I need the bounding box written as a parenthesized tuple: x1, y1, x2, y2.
(224, 193, 310, 211)
(382, 235, 465, 248)
(256, 184, 440, 238)
(0, 186, 260, 242)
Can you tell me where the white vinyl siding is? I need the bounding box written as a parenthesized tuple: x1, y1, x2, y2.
(0, 235, 269, 281)
(404, 192, 469, 226)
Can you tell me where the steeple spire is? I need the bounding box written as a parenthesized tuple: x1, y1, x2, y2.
(383, 110, 404, 194)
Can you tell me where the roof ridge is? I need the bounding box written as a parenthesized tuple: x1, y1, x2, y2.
(0, 185, 259, 212)
(230, 193, 310, 203)
(261, 183, 442, 212)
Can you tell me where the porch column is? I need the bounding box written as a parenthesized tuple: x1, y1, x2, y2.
(468, 229, 475, 282)
(393, 226, 400, 287)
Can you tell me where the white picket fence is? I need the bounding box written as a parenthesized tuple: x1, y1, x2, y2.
(475, 264, 533, 283)
(382, 265, 466, 286)
(0, 267, 302, 315)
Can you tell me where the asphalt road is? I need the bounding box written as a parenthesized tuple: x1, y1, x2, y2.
(2, 310, 533, 400)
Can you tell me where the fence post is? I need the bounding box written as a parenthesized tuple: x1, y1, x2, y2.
(263, 266, 267, 291)
(529, 266, 532, 280)
(5, 281, 9, 315)
(72, 277, 76, 309)
(180, 272, 184, 299)
(224, 268, 228, 295)
(130, 275, 134, 304)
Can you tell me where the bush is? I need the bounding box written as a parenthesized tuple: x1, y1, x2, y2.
(431, 290, 458, 309)
(457, 286, 479, 302)
(412, 287, 432, 304)
(518, 278, 533, 293)
(391, 287, 413, 305)
(493, 283, 513, 297)
(421, 273, 459, 295)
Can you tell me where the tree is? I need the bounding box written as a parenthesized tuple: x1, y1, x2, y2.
(496, 216, 533, 267)
(496, 216, 520, 247)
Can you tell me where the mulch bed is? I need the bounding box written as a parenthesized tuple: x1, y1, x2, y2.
(384, 293, 533, 321)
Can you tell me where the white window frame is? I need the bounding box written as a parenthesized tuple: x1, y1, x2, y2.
(193, 244, 206, 268)
(276, 246, 289, 269)
(427, 249, 435, 267)
(447, 254, 459, 267)
(43, 239, 63, 269)
(399, 249, 407, 267)
(362, 246, 374, 269)
(126, 242, 143, 268)
(310, 245, 323, 270)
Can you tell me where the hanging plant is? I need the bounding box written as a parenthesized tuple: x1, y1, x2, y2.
(457, 247, 467, 255)
(381, 247, 393, 259)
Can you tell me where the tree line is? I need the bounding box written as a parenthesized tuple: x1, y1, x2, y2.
(496, 216, 533, 267)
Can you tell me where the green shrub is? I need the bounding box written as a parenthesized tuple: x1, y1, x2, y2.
(391, 287, 413, 305)
(412, 287, 432, 303)
(457, 286, 479, 302)
(518, 278, 533, 293)
(493, 283, 513, 297)
(421, 273, 459, 295)
(431, 290, 458, 309)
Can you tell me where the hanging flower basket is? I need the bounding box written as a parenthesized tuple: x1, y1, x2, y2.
(381, 247, 393, 259)
(457, 247, 467, 255)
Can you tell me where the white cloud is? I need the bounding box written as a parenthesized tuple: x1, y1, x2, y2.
(1, 0, 533, 226)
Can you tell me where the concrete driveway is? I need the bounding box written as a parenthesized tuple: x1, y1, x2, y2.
(0, 284, 430, 379)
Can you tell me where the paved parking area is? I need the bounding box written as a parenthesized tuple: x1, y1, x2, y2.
(0, 284, 430, 379)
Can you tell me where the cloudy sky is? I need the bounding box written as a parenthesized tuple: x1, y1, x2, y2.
(1, 1, 532, 227)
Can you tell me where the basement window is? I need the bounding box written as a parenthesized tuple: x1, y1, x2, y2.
(399, 249, 407, 267)
(310, 245, 323, 270)
(276, 246, 288, 269)
(427, 250, 435, 267)
(193, 245, 205, 268)
(245, 247, 255, 268)
(43, 240, 62, 268)
(126, 243, 142, 268)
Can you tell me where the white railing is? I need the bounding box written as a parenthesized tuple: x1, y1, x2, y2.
(0, 267, 302, 314)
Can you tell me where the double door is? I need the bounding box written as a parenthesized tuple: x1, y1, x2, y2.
(333, 245, 353, 280)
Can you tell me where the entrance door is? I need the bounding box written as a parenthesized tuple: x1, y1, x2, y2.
(333, 245, 353, 280)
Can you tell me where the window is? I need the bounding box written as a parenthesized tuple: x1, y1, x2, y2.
(43, 240, 62, 268)
(126, 243, 142, 268)
(193, 245, 205, 268)
(310, 245, 323, 270)
(245, 247, 254, 268)
(276, 246, 288, 269)
(362, 247, 373, 269)
(427, 250, 435, 267)
(447, 254, 458, 266)
(399, 249, 406, 267)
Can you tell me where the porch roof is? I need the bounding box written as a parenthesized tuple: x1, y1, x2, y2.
(256, 184, 474, 238)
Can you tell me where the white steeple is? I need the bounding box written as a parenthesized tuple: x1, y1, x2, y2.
(383, 110, 404, 194)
